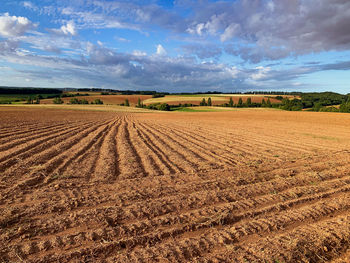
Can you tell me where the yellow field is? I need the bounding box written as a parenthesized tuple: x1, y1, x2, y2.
(143, 94, 286, 105)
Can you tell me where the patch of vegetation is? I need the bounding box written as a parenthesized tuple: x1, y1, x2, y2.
(152, 93, 167, 98)
(53, 97, 64, 104)
(0, 87, 63, 104)
(61, 93, 89, 97)
(146, 103, 170, 111)
(0, 94, 60, 104)
(218, 97, 276, 108)
(91, 98, 103, 104)
(136, 98, 144, 108)
(69, 98, 89, 104)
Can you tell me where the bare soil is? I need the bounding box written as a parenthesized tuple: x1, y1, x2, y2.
(1, 107, 350, 262)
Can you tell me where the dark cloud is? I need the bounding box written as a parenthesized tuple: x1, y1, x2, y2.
(320, 60, 350, 71)
(186, 0, 350, 62)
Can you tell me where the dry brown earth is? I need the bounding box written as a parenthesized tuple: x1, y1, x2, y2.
(1, 107, 350, 262)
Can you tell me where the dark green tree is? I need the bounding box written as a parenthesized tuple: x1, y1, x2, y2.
(53, 97, 64, 104)
(93, 99, 103, 104)
(200, 98, 207, 106)
(238, 97, 243, 107)
(229, 97, 234, 107)
(125, 99, 130, 106)
(246, 97, 252, 107)
(26, 96, 33, 104)
(158, 103, 170, 111)
(70, 98, 79, 104)
(261, 98, 266, 107)
(137, 98, 142, 108)
(267, 98, 272, 107)
(207, 97, 212, 106)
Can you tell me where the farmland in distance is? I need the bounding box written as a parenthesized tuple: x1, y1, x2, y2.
(1, 107, 350, 262)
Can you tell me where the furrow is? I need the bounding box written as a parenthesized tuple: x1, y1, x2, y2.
(132, 120, 183, 174)
(0, 119, 113, 197)
(0, 122, 83, 152)
(91, 118, 122, 182)
(136, 122, 199, 173)
(116, 117, 148, 180)
(154, 123, 239, 167)
(0, 120, 98, 171)
(131, 121, 175, 175)
(45, 120, 117, 184)
(107, 191, 350, 262)
(125, 118, 165, 176)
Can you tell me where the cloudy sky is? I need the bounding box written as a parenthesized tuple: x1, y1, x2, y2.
(0, 0, 349, 93)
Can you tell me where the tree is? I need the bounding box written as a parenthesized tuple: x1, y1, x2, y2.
(238, 97, 243, 107)
(340, 101, 350, 113)
(261, 98, 266, 107)
(70, 98, 79, 104)
(125, 99, 130, 106)
(53, 97, 64, 104)
(93, 99, 103, 104)
(267, 98, 272, 107)
(137, 98, 142, 108)
(246, 97, 252, 107)
(229, 97, 234, 107)
(26, 96, 33, 104)
(200, 98, 207, 106)
(158, 103, 170, 111)
(207, 97, 212, 106)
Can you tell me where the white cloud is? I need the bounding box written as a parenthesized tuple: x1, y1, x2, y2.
(251, 66, 271, 80)
(133, 50, 147, 56)
(220, 23, 240, 42)
(50, 21, 77, 36)
(60, 22, 77, 36)
(156, 44, 167, 56)
(22, 1, 37, 11)
(0, 13, 34, 37)
(115, 37, 130, 43)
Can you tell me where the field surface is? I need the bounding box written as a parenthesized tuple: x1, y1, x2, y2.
(41, 95, 152, 106)
(1, 107, 350, 262)
(142, 94, 284, 105)
(39, 94, 294, 106)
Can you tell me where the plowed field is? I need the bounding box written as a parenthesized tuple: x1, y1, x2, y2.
(1, 107, 350, 262)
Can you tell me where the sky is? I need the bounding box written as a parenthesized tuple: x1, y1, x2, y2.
(0, 0, 349, 93)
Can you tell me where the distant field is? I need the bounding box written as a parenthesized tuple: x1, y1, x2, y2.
(1, 104, 154, 113)
(41, 94, 152, 105)
(143, 94, 286, 105)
